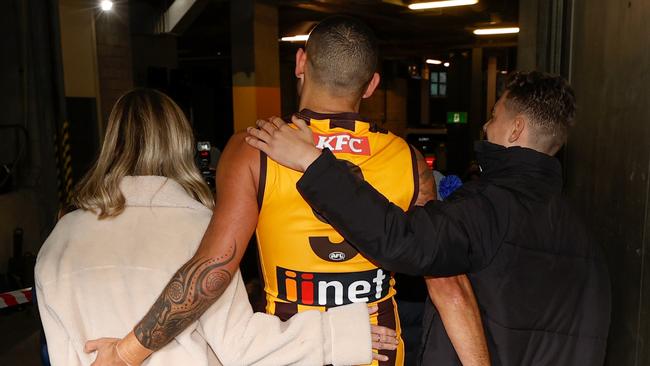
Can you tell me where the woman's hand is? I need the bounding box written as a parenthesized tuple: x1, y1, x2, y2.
(368, 306, 399, 363)
(85, 338, 129, 366)
(86, 332, 151, 366)
(245, 116, 321, 172)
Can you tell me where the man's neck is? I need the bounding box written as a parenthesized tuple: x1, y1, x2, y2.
(298, 84, 361, 114)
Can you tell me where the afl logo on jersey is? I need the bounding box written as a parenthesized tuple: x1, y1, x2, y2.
(313, 133, 371, 155)
(310, 237, 359, 262)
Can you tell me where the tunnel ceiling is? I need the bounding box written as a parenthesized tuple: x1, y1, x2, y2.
(132, 0, 519, 59)
(278, 0, 520, 56)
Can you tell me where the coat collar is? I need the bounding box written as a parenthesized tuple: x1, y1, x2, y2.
(474, 141, 563, 194)
(120, 176, 209, 211)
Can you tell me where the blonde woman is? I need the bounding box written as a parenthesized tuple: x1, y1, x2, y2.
(35, 89, 391, 366)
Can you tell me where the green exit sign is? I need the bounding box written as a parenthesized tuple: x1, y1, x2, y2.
(447, 112, 468, 124)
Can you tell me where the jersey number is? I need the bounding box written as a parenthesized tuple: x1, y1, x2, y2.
(308, 161, 362, 262)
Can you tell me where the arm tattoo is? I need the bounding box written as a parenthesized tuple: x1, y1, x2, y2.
(415, 151, 437, 205)
(134, 244, 236, 350)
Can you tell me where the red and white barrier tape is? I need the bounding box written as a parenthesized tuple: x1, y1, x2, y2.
(0, 287, 33, 309)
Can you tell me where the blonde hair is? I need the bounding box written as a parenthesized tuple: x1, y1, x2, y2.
(73, 88, 214, 218)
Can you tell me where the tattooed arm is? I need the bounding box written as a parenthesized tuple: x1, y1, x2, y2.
(86, 133, 260, 365)
(132, 248, 237, 349)
(412, 148, 490, 366)
(132, 133, 258, 352)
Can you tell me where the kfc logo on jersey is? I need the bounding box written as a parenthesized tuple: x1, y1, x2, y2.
(313, 133, 370, 155)
(276, 266, 390, 306)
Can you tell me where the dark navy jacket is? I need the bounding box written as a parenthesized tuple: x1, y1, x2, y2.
(296, 141, 611, 366)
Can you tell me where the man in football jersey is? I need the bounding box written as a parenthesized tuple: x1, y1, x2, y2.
(88, 16, 488, 366)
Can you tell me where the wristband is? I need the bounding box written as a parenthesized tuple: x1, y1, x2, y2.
(114, 342, 132, 366)
(115, 331, 153, 366)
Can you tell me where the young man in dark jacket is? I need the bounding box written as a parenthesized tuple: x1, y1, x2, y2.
(246, 71, 612, 365)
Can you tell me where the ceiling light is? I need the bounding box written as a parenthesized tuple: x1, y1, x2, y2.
(409, 0, 478, 10)
(100, 0, 113, 11)
(473, 27, 520, 35)
(444, 62, 450, 67)
(426, 59, 442, 65)
(280, 35, 309, 42)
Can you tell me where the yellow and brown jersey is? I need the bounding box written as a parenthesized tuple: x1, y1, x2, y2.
(255, 109, 417, 365)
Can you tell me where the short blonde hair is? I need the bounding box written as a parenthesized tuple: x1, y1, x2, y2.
(73, 88, 214, 218)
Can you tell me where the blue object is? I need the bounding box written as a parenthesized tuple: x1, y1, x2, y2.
(439, 175, 462, 200)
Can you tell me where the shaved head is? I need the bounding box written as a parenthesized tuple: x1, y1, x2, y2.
(306, 16, 378, 98)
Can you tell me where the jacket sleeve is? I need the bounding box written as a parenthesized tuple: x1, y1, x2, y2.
(296, 149, 507, 277)
(35, 221, 88, 366)
(36, 281, 85, 366)
(199, 270, 372, 366)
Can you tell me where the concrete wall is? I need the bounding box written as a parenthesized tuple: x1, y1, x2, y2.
(95, 4, 134, 128)
(518, 0, 569, 74)
(565, 0, 650, 364)
(231, 0, 281, 133)
(59, 0, 98, 98)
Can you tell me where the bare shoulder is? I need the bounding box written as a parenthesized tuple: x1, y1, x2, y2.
(222, 132, 261, 162)
(410, 145, 425, 164)
(410, 145, 437, 204)
(217, 132, 261, 186)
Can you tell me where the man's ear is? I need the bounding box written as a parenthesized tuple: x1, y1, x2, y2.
(295, 48, 307, 79)
(508, 115, 526, 143)
(362, 73, 381, 99)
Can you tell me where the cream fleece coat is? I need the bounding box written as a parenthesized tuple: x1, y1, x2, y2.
(35, 176, 372, 366)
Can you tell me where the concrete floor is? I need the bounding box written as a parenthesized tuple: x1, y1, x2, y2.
(0, 305, 42, 366)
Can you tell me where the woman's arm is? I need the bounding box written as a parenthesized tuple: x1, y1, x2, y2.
(37, 281, 86, 366)
(199, 270, 376, 366)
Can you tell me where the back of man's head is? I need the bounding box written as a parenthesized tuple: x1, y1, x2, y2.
(305, 16, 378, 99)
(504, 71, 576, 152)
